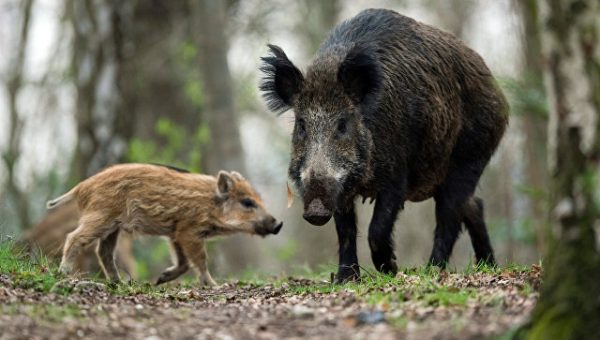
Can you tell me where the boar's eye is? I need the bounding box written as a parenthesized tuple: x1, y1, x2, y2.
(241, 198, 256, 209)
(296, 118, 306, 138)
(336, 118, 347, 136)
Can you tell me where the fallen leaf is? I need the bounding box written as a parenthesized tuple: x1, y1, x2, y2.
(287, 182, 294, 208)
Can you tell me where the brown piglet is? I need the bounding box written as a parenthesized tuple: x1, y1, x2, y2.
(47, 163, 283, 286)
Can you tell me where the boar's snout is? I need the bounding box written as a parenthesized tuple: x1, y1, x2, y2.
(302, 175, 337, 226)
(255, 216, 283, 236)
(303, 198, 333, 226)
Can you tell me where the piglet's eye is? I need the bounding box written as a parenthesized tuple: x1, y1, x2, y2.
(241, 198, 256, 209)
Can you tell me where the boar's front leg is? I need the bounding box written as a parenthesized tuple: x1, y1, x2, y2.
(333, 206, 359, 283)
(368, 188, 405, 275)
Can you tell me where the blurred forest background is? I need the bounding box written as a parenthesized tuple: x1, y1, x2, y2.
(0, 0, 549, 280)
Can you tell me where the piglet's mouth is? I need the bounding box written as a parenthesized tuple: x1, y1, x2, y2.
(255, 221, 283, 236)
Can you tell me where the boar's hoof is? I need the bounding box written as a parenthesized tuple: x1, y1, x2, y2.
(334, 267, 361, 284)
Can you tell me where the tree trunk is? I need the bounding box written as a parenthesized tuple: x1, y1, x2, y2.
(124, 1, 200, 144)
(69, 0, 135, 183)
(193, 0, 245, 175)
(192, 0, 252, 274)
(1, 0, 34, 230)
(429, 0, 475, 40)
(525, 0, 600, 338)
(516, 0, 549, 255)
(296, 0, 340, 56)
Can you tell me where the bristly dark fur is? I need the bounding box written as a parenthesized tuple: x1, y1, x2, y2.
(259, 44, 304, 114)
(260, 8, 508, 283)
(337, 44, 382, 114)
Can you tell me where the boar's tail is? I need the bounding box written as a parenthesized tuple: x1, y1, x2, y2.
(46, 187, 77, 210)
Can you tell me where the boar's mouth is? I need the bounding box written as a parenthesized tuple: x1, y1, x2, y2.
(302, 178, 337, 226)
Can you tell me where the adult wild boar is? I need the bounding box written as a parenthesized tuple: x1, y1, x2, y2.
(260, 9, 508, 282)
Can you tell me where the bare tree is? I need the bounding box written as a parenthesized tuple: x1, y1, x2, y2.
(68, 0, 135, 182)
(524, 0, 600, 337)
(427, 0, 475, 39)
(124, 1, 200, 143)
(192, 0, 255, 273)
(515, 0, 548, 255)
(295, 0, 340, 56)
(193, 0, 245, 175)
(1, 0, 34, 230)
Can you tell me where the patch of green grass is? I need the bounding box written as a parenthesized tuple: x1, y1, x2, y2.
(422, 288, 472, 307)
(389, 315, 410, 329)
(279, 263, 537, 312)
(0, 239, 181, 297)
(0, 239, 61, 292)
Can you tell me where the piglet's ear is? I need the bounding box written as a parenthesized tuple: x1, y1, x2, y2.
(230, 171, 244, 181)
(217, 171, 234, 197)
(260, 44, 304, 114)
(338, 45, 382, 108)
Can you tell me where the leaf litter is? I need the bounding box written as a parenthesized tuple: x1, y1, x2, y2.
(0, 268, 541, 339)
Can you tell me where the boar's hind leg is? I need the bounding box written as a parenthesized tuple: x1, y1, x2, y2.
(368, 189, 403, 275)
(429, 161, 487, 268)
(334, 206, 360, 283)
(155, 240, 189, 285)
(96, 227, 121, 281)
(463, 196, 496, 266)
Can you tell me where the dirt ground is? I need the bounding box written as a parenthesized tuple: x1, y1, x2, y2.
(0, 270, 540, 340)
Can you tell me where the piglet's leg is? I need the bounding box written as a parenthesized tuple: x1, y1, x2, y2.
(60, 213, 114, 275)
(96, 227, 121, 282)
(156, 239, 189, 285)
(177, 232, 216, 287)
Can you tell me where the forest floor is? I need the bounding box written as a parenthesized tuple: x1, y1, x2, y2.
(0, 242, 541, 340)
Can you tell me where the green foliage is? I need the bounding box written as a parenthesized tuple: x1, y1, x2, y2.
(127, 117, 209, 172)
(275, 239, 298, 262)
(499, 76, 548, 119)
(176, 41, 204, 109)
(515, 183, 548, 203)
(489, 217, 538, 245)
(132, 237, 173, 281)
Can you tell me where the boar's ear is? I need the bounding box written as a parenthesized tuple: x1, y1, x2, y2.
(260, 44, 304, 114)
(338, 45, 382, 109)
(217, 171, 234, 197)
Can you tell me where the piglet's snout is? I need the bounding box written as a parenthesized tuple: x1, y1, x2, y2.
(255, 216, 283, 236)
(272, 221, 283, 235)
